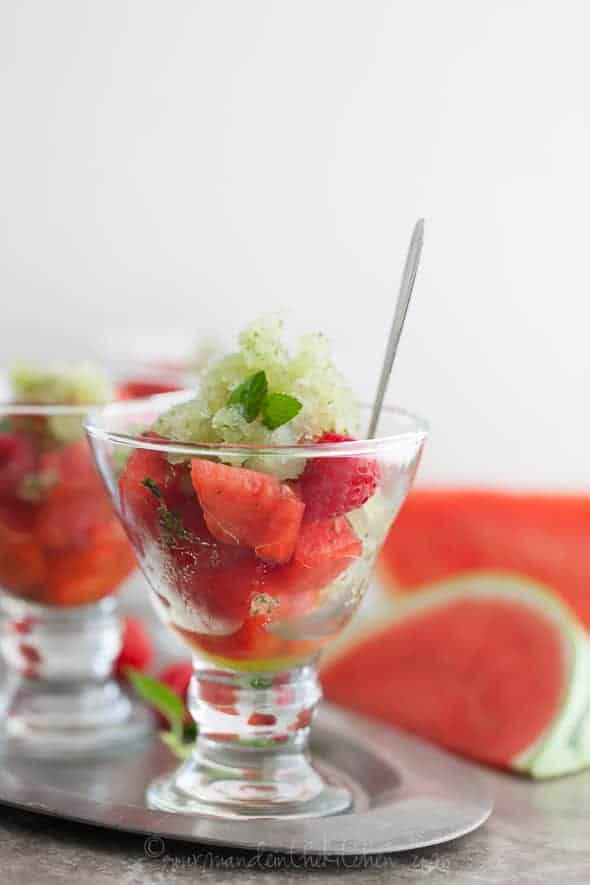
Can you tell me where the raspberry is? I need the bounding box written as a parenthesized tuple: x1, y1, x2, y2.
(115, 617, 154, 678)
(299, 433, 379, 521)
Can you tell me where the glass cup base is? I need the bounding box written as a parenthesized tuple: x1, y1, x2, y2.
(0, 677, 153, 757)
(146, 751, 352, 820)
(0, 594, 153, 756)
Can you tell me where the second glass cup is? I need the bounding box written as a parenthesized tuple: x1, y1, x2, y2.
(86, 393, 426, 819)
(0, 394, 150, 755)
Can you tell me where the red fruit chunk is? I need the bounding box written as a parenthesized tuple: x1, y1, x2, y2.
(118, 440, 181, 545)
(182, 615, 285, 662)
(151, 662, 192, 725)
(115, 617, 154, 678)
(0, 433, 35, 499)
(0, 504, 47, 594)
(159, 661, 192, 700)
(298, 433, 379, 522)
(265, 516, 362, 596)
(36, 484, 114, 551)
(169, 539, 265, 632)
(190, 460, 305, 564)
(44, 525, 136, 606)
(38, 440, 97, 488)
(117, 380, 181, 400)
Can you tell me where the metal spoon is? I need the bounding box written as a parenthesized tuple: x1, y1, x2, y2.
(367, 218, 424, 438)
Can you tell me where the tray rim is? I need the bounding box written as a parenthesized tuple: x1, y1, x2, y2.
(0, 704, 493, 856)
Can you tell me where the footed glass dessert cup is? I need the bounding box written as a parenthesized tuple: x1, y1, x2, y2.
(86, 393, 426, 818)
(0, 398, 151, 755)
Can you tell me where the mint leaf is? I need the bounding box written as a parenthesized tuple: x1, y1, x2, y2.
(142, 477, 162, 498)
(250, 676, 273, 689)
(227, 371, 268, 423)
(160, 730, 194, 759)
(125, 668, 185, 738)
(261, 393, 302, 430)
(0, 418, 12, 433)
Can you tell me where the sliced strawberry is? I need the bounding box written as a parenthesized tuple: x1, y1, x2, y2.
(190, 460, 304, 564)
(298, 433, 379, 521)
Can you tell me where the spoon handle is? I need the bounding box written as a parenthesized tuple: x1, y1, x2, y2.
(368, 219, 425, 438)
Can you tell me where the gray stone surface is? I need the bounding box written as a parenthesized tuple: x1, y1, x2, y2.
(1, 763, 589, 884)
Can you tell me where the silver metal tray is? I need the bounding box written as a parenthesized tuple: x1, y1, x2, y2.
(0, 705, 492, 855)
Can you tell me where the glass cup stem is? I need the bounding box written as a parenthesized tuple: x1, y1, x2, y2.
(147, 659, 352, 819)
(0, 594, 151, 755)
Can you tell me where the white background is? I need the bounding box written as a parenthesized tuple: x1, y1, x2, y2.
(1, 1, 588, 488)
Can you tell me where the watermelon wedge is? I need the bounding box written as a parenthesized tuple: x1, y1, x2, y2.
(321, 573, 590, 777)
(379, 489, 590, 629)
(190, 460, 304, 564)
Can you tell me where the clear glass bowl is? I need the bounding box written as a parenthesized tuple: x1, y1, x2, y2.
(86, 392, 427, 818)
(0, 398, 150, 754)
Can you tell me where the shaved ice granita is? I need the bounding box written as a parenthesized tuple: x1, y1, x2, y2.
(0, 364, 150, 754)
(86, 317, 427, 818)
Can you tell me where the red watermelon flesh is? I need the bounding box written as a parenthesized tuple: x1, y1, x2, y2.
(119, 449, 364, 664)
(379, 489, 590, 629)
(322, 584, 568, 769)
(190, 460, 304, 564)
(264, 516, 363, 597)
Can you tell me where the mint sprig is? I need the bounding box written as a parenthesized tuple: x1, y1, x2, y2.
(126, 667, 198, 758)
(261, 393, 302, 430)
(142, 477, 162, 498)
(227, 370, 268, 423)
(126, 668, 185, 739)
(227, 371, 302, 430)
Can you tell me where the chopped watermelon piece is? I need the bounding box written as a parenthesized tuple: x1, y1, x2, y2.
(38, 440, 98, 489)
(0, 433, 36, 500)
(45, 530, 136, 606)
(190, 460, 305, 564)
(0, 504, 47, 594)
(118, 441, 182, 545)
(178, 615, 285, 662)
(265, 516, 362, 596)
(35, 484, 114, 551)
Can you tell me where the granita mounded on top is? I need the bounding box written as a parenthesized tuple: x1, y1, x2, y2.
(118, 317, 391, 669)
(0, 364, 136, 607)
